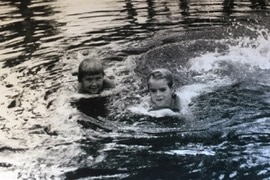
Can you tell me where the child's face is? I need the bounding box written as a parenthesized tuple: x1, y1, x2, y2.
(148, 78, 173, 109)
(81, 73, 104, 94)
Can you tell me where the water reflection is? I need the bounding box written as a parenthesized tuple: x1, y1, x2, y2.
(223, 0, 234, 12)
(1, 0, 270, 178)
(250, 0, 267, 8)
(146, 0, 156, 22)
(0, 0, 60, 68)
(123, 0, 138, 24)
(223, 0, 267, 11)
(179, 0, 189, 15)
(60, 0, 269, 50)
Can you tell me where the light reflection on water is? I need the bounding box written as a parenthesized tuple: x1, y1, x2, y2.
(0, 0, 270, 179)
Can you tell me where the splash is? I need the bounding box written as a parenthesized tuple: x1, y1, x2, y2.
(1, 15, 270, 179)
(128, 106, 180, 118)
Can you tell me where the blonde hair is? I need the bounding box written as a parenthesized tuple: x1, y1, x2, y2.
(78, 59, 104, 82)
(147, 68, 174, 89)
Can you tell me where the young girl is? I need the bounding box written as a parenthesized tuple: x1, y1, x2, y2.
(78, 59, 114, 94)
(146, 68, 181, 112)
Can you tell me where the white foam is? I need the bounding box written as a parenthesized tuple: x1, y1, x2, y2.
(129, 106, 179, 118)
(189, 32, 270, 74)
(179, 31, 270, 115)
(165, 149, 215, 156)
(176, 76, 232, 115)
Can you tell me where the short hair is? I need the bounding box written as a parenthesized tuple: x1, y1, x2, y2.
(78, 59, 105, 82)
(147, 68, 174, 89)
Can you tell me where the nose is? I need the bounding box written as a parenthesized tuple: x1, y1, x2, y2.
(156, 90, 162, 97)
(91, 80, 97, 86)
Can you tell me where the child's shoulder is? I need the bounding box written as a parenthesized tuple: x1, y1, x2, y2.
(172, 93, 181, 112)
(103, 78, 115, 89)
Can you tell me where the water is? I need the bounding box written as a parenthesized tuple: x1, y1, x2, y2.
(1, 0, 270, 179)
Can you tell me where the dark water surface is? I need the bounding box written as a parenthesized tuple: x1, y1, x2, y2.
(1, 0, 270, 179)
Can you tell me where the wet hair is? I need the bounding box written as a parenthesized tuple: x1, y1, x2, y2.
(147, 68, 174, 89)
(78, 59, 105, 82)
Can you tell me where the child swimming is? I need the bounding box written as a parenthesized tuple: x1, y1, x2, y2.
(147, 68, 180, 112)
(78, 59, 114, 94)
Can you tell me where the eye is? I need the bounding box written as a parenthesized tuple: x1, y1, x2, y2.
(150, 89, 157, 93)
(160, 88, 167, 92)
(85, 77, 93, 81)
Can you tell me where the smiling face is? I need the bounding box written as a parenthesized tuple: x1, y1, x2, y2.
(148, 78, 173, 109)
(81, 73, 104, 94)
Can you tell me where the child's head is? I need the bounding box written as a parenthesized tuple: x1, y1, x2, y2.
(78, 59, 105, 94)
(147, 68, 175, 109)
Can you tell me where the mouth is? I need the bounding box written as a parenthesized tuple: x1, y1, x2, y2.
(156, 98, 164, 102)
(86, 87, 100, 93)
(88, 85, 99, 90)
(155, 99, 166, 105)
(90, 87, 98, 90)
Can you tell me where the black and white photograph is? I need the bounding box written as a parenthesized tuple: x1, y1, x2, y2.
(1, 0, 270, 179)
